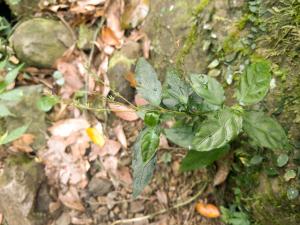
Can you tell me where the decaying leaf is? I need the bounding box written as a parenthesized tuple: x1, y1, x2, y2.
(213, 155, 232, 186)
(59, 187, 85, 211)
(11, 133, 35, 153)
(101, 27, 121, 47)
(114, 124, 127, 148)
(109, 103, 139, 121)
(195, 202, 221, 218)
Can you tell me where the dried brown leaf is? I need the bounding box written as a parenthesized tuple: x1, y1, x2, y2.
(109, 103, 139, 121)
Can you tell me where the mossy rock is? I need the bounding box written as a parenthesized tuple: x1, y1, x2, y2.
(10, 18, 75, 68)
(4, 0, 40, 16)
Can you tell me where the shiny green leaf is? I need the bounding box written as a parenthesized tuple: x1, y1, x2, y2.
(192, 108, 243, 151)
(141, 128, 160, 163)
(132, 129, 157, 198)
(180, 145, 229, 171)
(4, 63, 24, 84)
(236, 60, 271, 106)
(135, 58, 162, 106)
(190, 74, 225, 106)
(144, 112, 160, 127)
(162, 68, 190, 108)
(243, 111, 290, 150)
(0, 104, 14, 117)
(37, 96, 59, 112)
(164, 125, 194, 149)
(0, 124, 29, 145)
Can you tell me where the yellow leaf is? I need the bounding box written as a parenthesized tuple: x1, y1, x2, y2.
(86, 127, 105, 147)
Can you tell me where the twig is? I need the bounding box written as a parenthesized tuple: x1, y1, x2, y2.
(85, 17, 106, 105)
(111, 182, 207, 225)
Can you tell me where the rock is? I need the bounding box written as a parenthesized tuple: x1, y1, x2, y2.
(4, 85, 47, 150)
(0, 155, 51, 225)
(88, 177, 113, 196)
(10, 18, 74, 68)
(108, 40, 141, 102)
(4, 0, 40, 16)
(77, 24, 96, 50)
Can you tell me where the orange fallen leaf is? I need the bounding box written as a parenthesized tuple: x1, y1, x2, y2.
(86, 127, 105, 147)
(124, 71, 137, 88)
(12, 134, 35, 153)
(109, 103, 139, 121)
(101, 27, 120, 47)
(195, 202, 220, 218)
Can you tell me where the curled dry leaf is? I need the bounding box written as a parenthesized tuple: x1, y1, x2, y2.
(213, 155, 232, 186)
(49, 118, 90, 137)
(101, 27, 121, 47)
(195, 202, 221, 218)
(156, 190, 168, 205)
(109, 103, 139, 121)
(59, 187, 85, 211)
(114, 124, 127, 148)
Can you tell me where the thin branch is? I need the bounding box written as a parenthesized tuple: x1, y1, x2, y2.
(111, 182, 207, 225)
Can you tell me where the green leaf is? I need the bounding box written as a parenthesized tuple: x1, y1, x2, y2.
(135, 58, 162, 106)
(0, 124, 29, 145)
(0, 89, 23, 102)
(192, 109, 243, 151)
(287, 187, 299, 200)
(180, 145, 229, 171)
(250, 155, 263, 165)
(162, 68, 190, 108)
(4, 63, 24, 84)
(243, 111, 290, 150)
(277, 154, 289, 167)
(144, 112, 160, 127)
(132, 129, 157, 198)
(190, 74, 225, 106)
(236, 60, 271, 106)
(0, 104, 14, 117)
(165, 125, 194, 149)
(37, 96, 59, 112)
(141, 128, 160, 163)
(284, 170, 296, 181)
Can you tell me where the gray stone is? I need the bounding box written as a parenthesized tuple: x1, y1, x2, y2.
(0, 155, 51, 225)
(88, 177, 113, 196)
(4, 0, 40, 16)
(108, 40, 141, 102)
(10, 18, 74, 68)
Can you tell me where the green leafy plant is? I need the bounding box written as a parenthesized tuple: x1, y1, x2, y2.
(131, 58, 291, 197)
(221, 205, 251, 225)
(0, 57, 29, 145)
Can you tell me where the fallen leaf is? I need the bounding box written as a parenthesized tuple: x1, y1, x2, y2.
(114, 124, 127, 148)
(0, 213, 2, 224)
(195, 202, 220, 218)
(109, 103, 139, 121)
(59, 187, 85, 211)
(49, 118, 90, 137)
(213, 155, 232, 186)
(156, 190, 168, 205)
(134, 94, 149, 106)
(11, 134, 35, 153)
(101, 27, 121, 46)
(103, 156, 118, 172)
(102, 139, 121, 155)
(159, 135, 169, 149)
(86, 126, 105, 147)
(71, 217, 93, 225)
(124, 71, 137, 87)
(117, 166, 132, 185)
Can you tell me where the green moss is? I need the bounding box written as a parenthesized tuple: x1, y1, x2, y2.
(175, 0, 211, 68)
